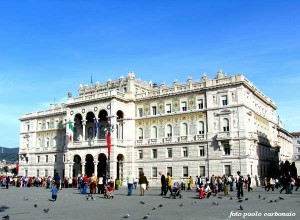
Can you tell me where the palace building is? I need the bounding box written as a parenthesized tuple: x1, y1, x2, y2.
(19, 70, 288, 186)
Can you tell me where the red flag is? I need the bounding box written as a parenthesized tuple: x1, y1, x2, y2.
(16, 161, 19, 174)
(106, 132, 111, 156)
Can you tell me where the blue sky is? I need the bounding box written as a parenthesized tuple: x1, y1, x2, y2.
(0, 0, 299, 148)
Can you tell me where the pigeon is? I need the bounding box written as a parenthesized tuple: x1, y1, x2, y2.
(158, 204, 163, 207)
(274, 200, 277, 202)
(179, 203, 183, 207)
(43, 208, 49, 213)
(238, 199, 243, 203)
(245, 198, 248, 201)
(192, 202, 197, 205)
(230, 197, 233, 200)
(24, 197, 28, 201)
(139, 201, 145, 204)
(34, 204, 38, 208)
(258, 195, 261, 199)
(86, 197, 90, 201)
(218, 196, 223, 199)
(212, 202, 219, 205)
(123, 213, 131, 218)
(143, 213, 150, 219)
(279, 197, 284, 200)
(2, 215, 9, 220)
(269, 200, 273, 203)
(152, 207, 156, 210)
(262, 197, 267, 200)
(240, 205, 243, 210)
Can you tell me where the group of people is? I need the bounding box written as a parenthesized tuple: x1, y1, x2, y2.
(263, 172, 300, 194)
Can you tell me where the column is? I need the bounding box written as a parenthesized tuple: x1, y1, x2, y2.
(95, 118, 99, 140)
(81, 162, 85, 175)
(82, 120, 86, 141)
(94, 161, 98, 177)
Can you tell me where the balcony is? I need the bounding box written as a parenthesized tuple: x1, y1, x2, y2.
(148, 139, 158, 144)
(217, 132, 231, 140)
(178, 136, 188, 142)
(195, 134, 205, 141)
(70, 139, 106, 148)
(248, 132, 258, 141)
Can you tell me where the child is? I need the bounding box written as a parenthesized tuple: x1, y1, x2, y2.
(214, 183, 219, 196)
(51, 183, 58, 201)
(199, 185, 204, 199)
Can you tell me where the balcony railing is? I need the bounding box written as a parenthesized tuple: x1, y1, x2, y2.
(217, 132, 231, 140)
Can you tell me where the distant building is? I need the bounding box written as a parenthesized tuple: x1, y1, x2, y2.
(19, 70, 292, 185)
(291, 132, 300, 160)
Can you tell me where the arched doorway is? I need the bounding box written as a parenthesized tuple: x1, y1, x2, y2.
(98, 153, 107, 177)
(98, 110, 108, 139)
(116, 110, 124, 139)
(74, 114, 83, 141)
(73, 155, 82, 177)
(85, 154, 94, 177)
(86, 112, 96, 140)
(117, 154, 124, 180)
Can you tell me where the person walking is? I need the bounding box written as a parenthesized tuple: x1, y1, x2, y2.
(166, 172, 173, 196)
(139, 172, 148, 196)
(159, 172, 166, 196)
(127, 172, 134, 196)
(51, 183, 58, 201)
(247, 174, 253, 192)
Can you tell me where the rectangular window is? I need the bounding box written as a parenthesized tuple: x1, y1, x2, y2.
(45, 169, 48, 177)
(298, 148, 300, 153)
(199, 166, 205, 177)
(183, 166, 188, 177)
(138, 108, 143, 117)
(54, 155, 57, 162)
(166, 104, 171, 113)
(138, 168, 143, 175)
(37, 156, 40, 163)
(25, 169, 28, 176)
(37, 169, 39, 177)
(181, 101, 187, 111)
(224, 165, 231, 176)
(167, 148, 172, 158)
(198, 99, 204, 109)
(63, 154, 65, 162)
(45, 155, 48, 163)
(182, 147, 188, 157)
(152, 106, 157, 115)
(152, 149, 157, 159)
(199, 146, 205, 156)
(167, 167, 172, 177)
(222, 95, 228, 106)
(138, 150, 143, 159)
(152, 167, 158, 178)
(224, 144, 231, 155)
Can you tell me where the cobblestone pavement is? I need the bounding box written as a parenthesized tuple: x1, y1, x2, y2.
(0, 186, 299, 220)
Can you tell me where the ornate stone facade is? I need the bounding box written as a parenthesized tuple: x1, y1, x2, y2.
(19, 70, 290, 186)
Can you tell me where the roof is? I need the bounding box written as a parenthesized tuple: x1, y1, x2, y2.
(290, 132, 300, 137)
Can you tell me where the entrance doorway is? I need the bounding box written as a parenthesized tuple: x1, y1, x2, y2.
(85, 154, 94, 177)
(116, 154, 124, 180)
(98, 153, 107, 177)
(73, 155, 82, 177)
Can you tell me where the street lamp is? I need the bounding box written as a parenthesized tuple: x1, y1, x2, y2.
(104, 121, 114, 180)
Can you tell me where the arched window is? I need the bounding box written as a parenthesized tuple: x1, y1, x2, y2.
(138, 128, 143, 139)
(38, 138, 41, 148)
(151, 126, 158, 139)
(181, 123, 188, 136)
(198, 121, 204, 134)
(223, 118, 229, 131)
(46, 138, 50, 147)
(166, 125, 172, 137)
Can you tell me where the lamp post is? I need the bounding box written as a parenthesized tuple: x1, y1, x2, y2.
(104, 122, 114, 180)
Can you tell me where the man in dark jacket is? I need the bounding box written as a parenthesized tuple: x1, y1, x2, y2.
(159, 172, 166, 196)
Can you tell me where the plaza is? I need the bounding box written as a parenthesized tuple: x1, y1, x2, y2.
(0, 186, 299, 220)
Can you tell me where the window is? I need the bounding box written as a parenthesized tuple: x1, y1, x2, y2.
(224, 143, 231, 155)
(167, 167, 173, 177)
(223, 118, 229, 131)
(47, 122, 50, 129)
(182, 147, 188, 157)
(152, 106, 157, 115)
(54, 155, 57, 162)
(25, 169, 28, 176)
(152, 149, 157, 159)
(298, 148, 300, 153)
(199, 166, 205, 177)
(27, 124, 30, 131)
(138, 150, 143, 159)
(181, 123, 188, 136)
(46, 138, 50, 147)
(198, 121, 204, 134)
(198, 99, 204, 109)
(152, 167, 158, 178)
(166, 125, 172, 137)
(199, 146, 205, 156)
(183, 166, 188, 177)
(297, 140, 300, 144)
(138, 128, 143, 139)
(221, 95, 228, 106)
(45, 155, 48, 163)
(151, 126, 157, 139)
(37, 156, 40, 163)
(45, 169, 48, 177)
(166, 104, 171, 113)
(181, 101, 187, 111)
(37, 169, 39, 177)
(138, 108, 143, 117)
(138, 168, 143, 175)
(63, 154, 65, 162)
(224, 165, 231, 176)
(167, 148, 172, 158)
